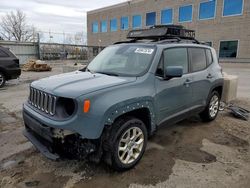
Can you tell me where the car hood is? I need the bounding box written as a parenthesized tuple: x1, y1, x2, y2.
(31, 71, 136, 98)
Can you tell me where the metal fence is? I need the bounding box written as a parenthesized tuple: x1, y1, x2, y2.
(0, 40, 104, 64)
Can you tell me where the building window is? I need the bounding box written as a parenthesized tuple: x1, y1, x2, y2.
(146, 12, 156, 26)
(199, 0, 216, 20)
(219, 41, 238, 58)
(110, 19, 117, 32)
(92, 21, 98, 33)
(121, 16, 129, 30)
(132, 15, 142, 28)
(161, 8, 173, 25)
(179, 5, 193, 22)
(101, 20, 107, 32)
(223, 0, 243, 16)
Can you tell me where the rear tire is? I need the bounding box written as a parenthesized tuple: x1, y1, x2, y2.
(0, 72, 6, 88)
(200, 91, 220, 122)
(104, 116, 147, 171)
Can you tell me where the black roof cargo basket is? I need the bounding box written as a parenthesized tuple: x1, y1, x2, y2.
(127, 25, 196, 41)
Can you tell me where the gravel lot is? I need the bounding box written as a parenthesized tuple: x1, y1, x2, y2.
(0, 62, 250, 188)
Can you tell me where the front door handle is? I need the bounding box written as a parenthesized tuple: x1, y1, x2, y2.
(207, 74, 213, 79)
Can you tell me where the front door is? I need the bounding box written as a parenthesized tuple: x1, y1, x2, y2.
(155, 47, 193, 124)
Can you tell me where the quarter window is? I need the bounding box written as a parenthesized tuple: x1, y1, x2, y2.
(189, 48, 207, 72)
(92, 21, 98, 33)
(146, 12, 156, 26)
(219, 41, 238, 58)
(199, 0, 216, 20)
(164, 48, 188, 74)
(121, 16, 129, 30)
(0, 49, 8, 57)
(132, 15, 142, 28)
(206, 49, 213, 66)
(179, 5, 193, 22)
(161, 8, 173, 25)
(223, 0, 243, 16)
(101, 20, 107, 32)
(110, 19, 117, 32)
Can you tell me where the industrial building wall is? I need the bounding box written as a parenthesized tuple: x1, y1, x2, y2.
(0, 41, 39, 64)
(87, 0, 250, 63)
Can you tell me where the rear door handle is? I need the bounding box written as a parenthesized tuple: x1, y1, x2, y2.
(184, 79, 192, 86)
(207, 74, 213, 79)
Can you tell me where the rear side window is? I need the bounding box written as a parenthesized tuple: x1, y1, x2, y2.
(0, 49, 9, 57)
(163, 48, 188, 74)
(206, 49, 213, 66)
(189, 48, 206, 72)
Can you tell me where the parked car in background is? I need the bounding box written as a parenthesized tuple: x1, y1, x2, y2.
(0, 46, 21, 88)
(23, 25, 223, 171)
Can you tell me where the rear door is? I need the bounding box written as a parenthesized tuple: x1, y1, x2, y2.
(188, 47, 212, 106)
(155, 47, 193, 124)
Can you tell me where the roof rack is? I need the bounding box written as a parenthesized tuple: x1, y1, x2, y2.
(125, 25, 199, 44)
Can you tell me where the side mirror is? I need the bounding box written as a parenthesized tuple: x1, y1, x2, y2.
(165, 66, 183, 79)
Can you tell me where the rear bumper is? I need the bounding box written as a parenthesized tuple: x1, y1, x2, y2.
(6, 68, 21, 80)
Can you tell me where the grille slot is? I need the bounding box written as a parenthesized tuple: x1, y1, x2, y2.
(29, 87, 57, 116)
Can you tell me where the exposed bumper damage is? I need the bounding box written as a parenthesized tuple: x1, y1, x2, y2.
(23, 111, 98, 160)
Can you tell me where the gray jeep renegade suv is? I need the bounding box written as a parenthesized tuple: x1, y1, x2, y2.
(23, 25, 223, 171)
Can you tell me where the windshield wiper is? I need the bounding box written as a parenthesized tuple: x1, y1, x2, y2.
(96, 71, 119, 76)
(86, 67, 95, 74)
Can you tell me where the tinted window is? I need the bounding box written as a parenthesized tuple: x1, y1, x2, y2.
(132, 15, 142, 28)
(161, 8, 173, 25)
(189, 48, 207, 72)
(179, 5, 193, 22)
(101, 20, 107, 32)
(199, 0, 216, 20)
(219, 41, 238, 58)
(121, 16, 129, 30)
(110, 19, 117, 32)
(206, 49, 213, 66)
(92, 21, 98, 33)
(164, 48, 188, 74)
(146, 12, 156, 26)
(0, 49, 9, 57)
(223, 0, 243, 16)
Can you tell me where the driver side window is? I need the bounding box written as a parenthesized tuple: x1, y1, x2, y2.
(163, 48, 188, 74)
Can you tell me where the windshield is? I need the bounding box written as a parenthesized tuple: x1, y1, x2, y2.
(87, 45, 156, 76)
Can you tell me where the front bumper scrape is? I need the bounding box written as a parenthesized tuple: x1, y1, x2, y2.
(23, 129, 60, 161)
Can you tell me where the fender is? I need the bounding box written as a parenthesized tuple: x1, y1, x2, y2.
(101, 97, 157, 133)
(207, 78, 224, 103)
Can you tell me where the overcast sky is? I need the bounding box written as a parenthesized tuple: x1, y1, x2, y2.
(0, 0, 127, 38)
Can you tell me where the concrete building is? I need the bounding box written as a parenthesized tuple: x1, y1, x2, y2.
(87, 0, 250, 63)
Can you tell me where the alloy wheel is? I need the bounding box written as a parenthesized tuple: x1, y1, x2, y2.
(118, 127, 144, 165)
(209, 95, 219, 118)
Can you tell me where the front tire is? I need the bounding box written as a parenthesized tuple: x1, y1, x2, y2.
(104, 117, 148, 171)
(0, 72, 6, 88)
(200, 91, 220, 122)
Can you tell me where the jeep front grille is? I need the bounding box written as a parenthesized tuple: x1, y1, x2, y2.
(29, 87, 57, 116)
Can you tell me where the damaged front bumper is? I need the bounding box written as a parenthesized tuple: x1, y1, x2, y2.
(23, 110, 97, 160)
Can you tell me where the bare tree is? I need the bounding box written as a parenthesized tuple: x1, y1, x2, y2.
(0, 10, 36, 42)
